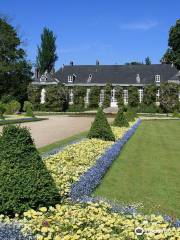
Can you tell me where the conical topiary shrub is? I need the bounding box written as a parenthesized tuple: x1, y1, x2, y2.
(88, 108, 115, 141)
(113, 108, 129, 127)
(0, 125, 60, 216)
(125, 108, 137, 122)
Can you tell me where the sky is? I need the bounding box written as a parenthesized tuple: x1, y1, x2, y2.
(1, 0, 180, 70)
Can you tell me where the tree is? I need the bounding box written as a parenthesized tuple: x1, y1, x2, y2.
(145, 56, 151, 65)
(113, 108, 129, 127)
(0, 18, 32, 103)
(45, 84, 68, 112)
(159, 83, 179, 113)
(128, 86, 139, 107)
(125, 62, 143, 65)
(27, 85, 41, 110)
(72, 86, 86, 110)
(23, 101, 34, 117)
(115, 86, 124, 108)
(88, 108, 115, 141)
(143, 84, 157, 105)
(36, 27, 58, 74)
(89, 86, 100, 109)
(162, 19, 180, 69)
(0, 102, 6, 119)
(103, 84, 112, 108)
(0, 125, 60, 216)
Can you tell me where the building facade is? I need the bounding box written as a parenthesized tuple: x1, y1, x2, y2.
(33, 63, 180, 107)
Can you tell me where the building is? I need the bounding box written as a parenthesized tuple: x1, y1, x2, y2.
(32, 62, 180, 107)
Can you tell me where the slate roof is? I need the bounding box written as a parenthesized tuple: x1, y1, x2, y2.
(55, 64, 179, 85)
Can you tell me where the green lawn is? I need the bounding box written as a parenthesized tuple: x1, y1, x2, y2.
(94, 120, 180, 217)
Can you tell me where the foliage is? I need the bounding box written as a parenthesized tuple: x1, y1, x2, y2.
(172, 111, 180, 118)
(113, 108, 129, 127)
(159, 83, 179, 113)
(23, 101, 34, 117)
(125, 61, 143, 65)
(143, 84, 157, 105)
(89, 86, 100, 108)
(125, 109, 137, 122)
(45, 84, 68, 112)
(0, 18, 32, 103)
(36, 27, 58, 74)
(162, 19, 180, 69)
(0, 102, 6, 118)
(136, 103, 159, 113)
(0, 125, 60, 216)
(20, 200, 180, 240)
(45, 138, 112, 198)
(27, 85, 41, 110)
(115, 86, 124, 108)
(5, 100, 21, 114)
(88, 108, 115, 141)
(145, 56, 151, 65)
(103, 84, 112, 108)
(72, 86, 86, 110)
(128, 86, 139, 107)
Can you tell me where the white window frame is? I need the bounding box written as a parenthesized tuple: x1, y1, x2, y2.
(69, 89, 73, 104)
(123, 89, 128, 104)
(138, 89, 143, 103)
(68, 75, 73, 83)
(85, 88, 90, 104)
(99, 89, 104, 105)
(155, 75, 161, 83)
(111, 89, 117, 103)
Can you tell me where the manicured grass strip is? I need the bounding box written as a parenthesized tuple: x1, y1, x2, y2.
(94, 120, 180, 217)
(38, 131, 88, 154)
(0, 117, 47, 126)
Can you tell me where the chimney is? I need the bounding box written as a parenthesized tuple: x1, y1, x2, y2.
(35, 68, 39, 79)
(96, 60, 100, 66)
(70, 61, 74, 66)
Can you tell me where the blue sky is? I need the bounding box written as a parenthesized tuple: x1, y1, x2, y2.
(1, 0, 180, 69)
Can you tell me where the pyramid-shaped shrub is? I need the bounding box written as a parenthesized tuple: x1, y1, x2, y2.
(88, 108, 115, 141)
(0, 125, 60, 216)
(125, 108, 137, 122)
(113, 108, 129, 127)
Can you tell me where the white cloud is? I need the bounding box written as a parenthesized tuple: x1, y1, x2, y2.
(120, 20, 158, 31)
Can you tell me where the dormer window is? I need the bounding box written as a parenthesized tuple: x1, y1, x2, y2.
(68, 74, 76, 83)
(136, 74, 140, 83)
(155, 75, 160, 83)
(87, 74, 92, 83)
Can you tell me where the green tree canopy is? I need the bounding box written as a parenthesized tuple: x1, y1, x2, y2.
(145, 56, 151, 65)
(162, 19, 180, 69)
(0, 17, 32, 103)
(36, 27, 58, 74)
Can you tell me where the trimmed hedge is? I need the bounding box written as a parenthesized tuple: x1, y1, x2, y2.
(113, 108, 129, 127)
(0, 125, 60, 216)
(88, 108, 115, 141)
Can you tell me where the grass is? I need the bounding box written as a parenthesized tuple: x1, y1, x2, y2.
(94, 120, 180, 217)
(38, 131, 87, 154)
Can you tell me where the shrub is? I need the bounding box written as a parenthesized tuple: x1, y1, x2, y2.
(72, 86, 86, 110)
(103, 84, 112, 108)
(125, 108, 137, 122)
(113, 108, 129, 127)
(136, 103, 159, 113)
(115, 86, 124, 108)
(23, 101, 34, 117)
(128, 86, 139, 108)
(0, 125, 60, 216)
(5, 100, 21, 114)
(27, 85, 41, 110)
(0, 102, 6, 119)
(89, 86, 100, 109)
(45, 85, 69, 112)
(88, 108, 115, 141)
(172, 111, 180, 118)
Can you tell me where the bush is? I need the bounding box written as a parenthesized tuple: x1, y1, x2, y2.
(0, 102, 6, 119)
(103, 84, 112, 108)
(88, 108, 115, 141)
(115, 86, 124, 108)
(89, 86, 100, 109)
(136, 103, 159, 113)
(128, 86, 139, 108)
(0, 125, 60, 216)
(5, 100, 21, 114)
(73, 86, 86, 110)
(113, 108, 129, 127)
(125, 109, 136, 122)
(27, 85, 41, 110)
(23, 101, 34, 117)
(172, 111, 180, 118)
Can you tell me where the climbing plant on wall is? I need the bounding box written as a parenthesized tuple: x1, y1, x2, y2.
(89, 86, 100, 109)
(103, 84, 112, 108)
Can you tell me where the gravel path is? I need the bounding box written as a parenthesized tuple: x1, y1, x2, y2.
(0, 115, 94, 148)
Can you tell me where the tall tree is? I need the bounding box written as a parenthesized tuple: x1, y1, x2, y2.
(145, 56, 151, 65)
(162, 19, 180, 69)
(0, 18, 32, 103)
(36, 27, 58, 74)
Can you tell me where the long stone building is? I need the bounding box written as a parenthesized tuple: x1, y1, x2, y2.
(33, 62, 180, 107)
